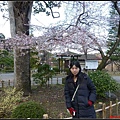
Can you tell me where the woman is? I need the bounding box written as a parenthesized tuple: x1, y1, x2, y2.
(64, 60, 97, 118)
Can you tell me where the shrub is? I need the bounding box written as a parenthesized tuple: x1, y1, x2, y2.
(0, 87, 25, 118)
(64, 68, 70, 75)
(53, 67, 60, 73)
(88, 70, 120, 98)
(11, 101, 46, 118)
(32, 63, 55, 86)
(62, 77, 66, 84)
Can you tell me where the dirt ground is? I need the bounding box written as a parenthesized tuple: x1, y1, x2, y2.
(28, 84, 120, 119)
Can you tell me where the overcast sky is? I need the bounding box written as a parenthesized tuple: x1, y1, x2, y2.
(0, 1, 110, 54)
(0, 1, 65, 39)
(0, 1, 110, 38)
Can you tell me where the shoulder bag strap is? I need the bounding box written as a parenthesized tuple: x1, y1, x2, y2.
(71, 72, 85, 102)
(71, 84, 80, 102)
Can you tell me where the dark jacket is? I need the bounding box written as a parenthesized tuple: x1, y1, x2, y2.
(64, 72, 96, 118)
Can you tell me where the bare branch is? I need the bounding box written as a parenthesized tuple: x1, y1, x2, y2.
(111, 1, 120, 15)
(43, 1, 60, 18)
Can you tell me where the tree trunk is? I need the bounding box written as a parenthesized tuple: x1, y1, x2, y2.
(8, 1, 33, 96)
(8, 1, 16, 37)
(14, 48, 31, 95)
(97, 56, 109, 70)
(97, 2, 120, 71)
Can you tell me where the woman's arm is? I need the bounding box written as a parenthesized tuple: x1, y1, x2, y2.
(87, 75, 97, 103)
(64, 78, 72, 108)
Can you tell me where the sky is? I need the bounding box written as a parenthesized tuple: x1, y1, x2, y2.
(0, 12, 11, 38)
(0, 1, 109, 39)
(0, 1, 66, 39)
(0, 1, 110, 54)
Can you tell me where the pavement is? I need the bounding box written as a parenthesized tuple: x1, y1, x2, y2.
(0, 73, 120, 87)
(112, 76, 120, 83)
(0, 72, 66, 87)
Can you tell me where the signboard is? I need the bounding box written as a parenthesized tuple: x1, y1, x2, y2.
(85, 60, 98, 69)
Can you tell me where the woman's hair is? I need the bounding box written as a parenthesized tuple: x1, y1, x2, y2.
(68, 60, 81, 77)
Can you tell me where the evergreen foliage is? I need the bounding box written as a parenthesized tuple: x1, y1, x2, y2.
(106, 2, 120, 69)
(0, 50, 14, 72)
(11, 101, 46, 118)
(32, 63, 55, 86)
(88, 70, 120, 98)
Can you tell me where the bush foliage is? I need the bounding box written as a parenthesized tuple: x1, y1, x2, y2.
(0, 50, 14, 72)
(32, 63, 55, 86)
(0, 87, 25, 118)
(88, 70, 120, 97)
(11, 101, 46, 118)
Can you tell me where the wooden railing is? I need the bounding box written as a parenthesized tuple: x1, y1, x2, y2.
(96, 99, 120, 119)
(0, 80, 13, 88)
(1, 80, 120, 119)
(0, 77, 65, 88)
(42, 99, 120, 119)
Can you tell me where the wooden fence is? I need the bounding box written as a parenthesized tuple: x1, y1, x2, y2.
(42, 99, 120, 119)
(1, 80, 120, 119)
(95, 99, 120, 119)
(0, 80, 12, 88)
(0, 77, 65, 88)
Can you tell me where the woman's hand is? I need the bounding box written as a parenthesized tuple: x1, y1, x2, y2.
(68, 107, 76, 116)
(88, 100, 93, 106)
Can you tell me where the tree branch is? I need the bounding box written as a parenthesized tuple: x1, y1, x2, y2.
(43, 1, 60, 18)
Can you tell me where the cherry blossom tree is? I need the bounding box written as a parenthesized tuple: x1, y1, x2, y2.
(0, 1, 120, 95)
(40, 1, 120, 71)
(97, 1, 120, 70)
(65, 1, 120, 70)
(0, 1, 61, 96)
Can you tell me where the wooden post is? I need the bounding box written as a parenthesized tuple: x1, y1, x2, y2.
(1, 80, 4, 88)
(47, 77, 51, 87)
(102, 103, 106, 119)
(51, 79, 53, 85)
(116, 98, 118, 116)
(57, 77, 58, 84)
(109, 101, 112, 117)
(59, 113, 63, 119)
(94, 104, 96, 109)
(32, 81, 34, 86)
(43, 114, 48, 119)
(98, 102, 103, 118)
(8, 80, 10, 87)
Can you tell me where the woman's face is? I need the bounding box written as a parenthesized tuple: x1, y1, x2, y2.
(70, 65, 80, 76)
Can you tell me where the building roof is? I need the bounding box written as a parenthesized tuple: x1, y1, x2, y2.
(55, 49, 102, 60)
(78, 54, 102, 60)
(56, 49, 81, 57)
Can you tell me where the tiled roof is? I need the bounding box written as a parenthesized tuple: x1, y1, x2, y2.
(56, 50, 102, 60)
(56, 50, 80, 57)
(78, 54, 102, 60)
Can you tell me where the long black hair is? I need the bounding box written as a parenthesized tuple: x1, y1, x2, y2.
(68, 60, 81, 78)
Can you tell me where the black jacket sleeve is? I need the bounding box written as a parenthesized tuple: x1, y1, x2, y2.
(64, 76, 72, 108)
(87, 75, 97, 103)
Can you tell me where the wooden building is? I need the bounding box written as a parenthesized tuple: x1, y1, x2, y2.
(55, 50, 102, 72)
